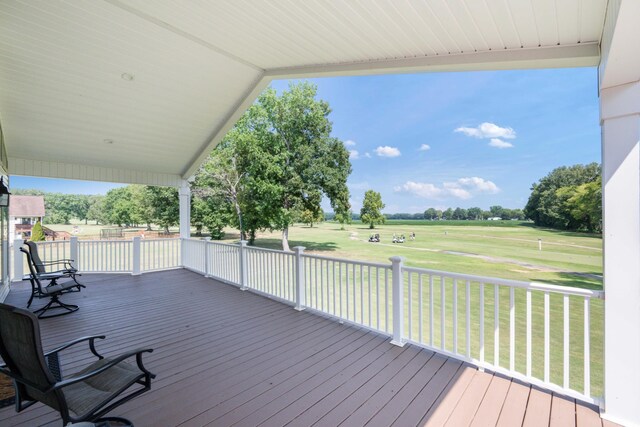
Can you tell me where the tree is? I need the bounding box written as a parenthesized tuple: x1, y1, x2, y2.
(103, 187, 134, 227)
(360, 190, 385, 229)
(334, 209, 352, 230)
(442, 208, 453, 220)
(221, 82, 351, 250)
(86, 196, 106, 225)
(452, 207, 467, 220)
(146, 186, 179, 233)
(424, 208, 438, 220)
(300, 208, 324, 227)
(524, 163, 601, 230)
(489, 205, 504, 218)
(30, 220, 45, 241)
(467, 207, 483, 220)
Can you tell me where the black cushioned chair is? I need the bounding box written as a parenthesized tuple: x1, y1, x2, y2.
(0, 303, 155, 426)
(21, 247, 81, 318)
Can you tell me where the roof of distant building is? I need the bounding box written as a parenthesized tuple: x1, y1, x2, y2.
(9, 195, 45, 218)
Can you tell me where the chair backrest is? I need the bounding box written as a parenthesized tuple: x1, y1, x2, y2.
(0, 303, 62, 411)
(20, 247, 46, 295)
(24, 241, 45, 274)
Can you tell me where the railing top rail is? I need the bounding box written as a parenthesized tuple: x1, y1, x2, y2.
(77, 239, 132, 243)
(302, 253, 391, 269)
(141, 238, 179, 243)
(244, 245, 294, 255)
(402, 266, 604, 298)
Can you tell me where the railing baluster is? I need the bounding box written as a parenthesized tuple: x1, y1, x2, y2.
(419, 274, 423, 344)
(453, 279, 458, 355)
(544, 291, 550, 383)
(494, 285, 500, 367)
(429, 275, 434, 347)
(376, 268, 380, 330)
(408, 272, 413, 341)
(466, 280, 471, 358)
(440, 276, 445, 351)
(360, 264, 364, 325)
(480, 283, 485, 364)
(510, 287, 515, 372)
(385, 268, 389, 333)
(527, 289, 532, 377)
(563, 294, 570, 389)
(584, 297, 591, 397)
(368, 266, 372, 327)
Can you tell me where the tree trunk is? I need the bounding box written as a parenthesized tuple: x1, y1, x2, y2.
(234, 200, 245, 241)
(282, 227, 290, 252)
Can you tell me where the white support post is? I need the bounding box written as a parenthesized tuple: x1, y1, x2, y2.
(600, 80, 640, 426)
(69, 236, 78, 270)
(179, 180, 191, 240)
(13, 238, 24, 282)
(294, 246, 305, 311)
(390, 256, 405, 347)
(204, 237, 211, 277)
(132, 236, 141, 276)
(239, 240, 248, 290)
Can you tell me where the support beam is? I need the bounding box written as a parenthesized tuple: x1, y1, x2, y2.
(600, 81, 640, 427)
(179, 180, 191, 239)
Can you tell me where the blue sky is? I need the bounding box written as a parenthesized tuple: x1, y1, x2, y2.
(12, 68, 601, 213)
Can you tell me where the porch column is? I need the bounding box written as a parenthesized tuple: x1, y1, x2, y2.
(179, 179, 191, 239)
(600, 81, 640, 427)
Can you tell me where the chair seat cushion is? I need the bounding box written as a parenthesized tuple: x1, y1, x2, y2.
(41, 280, 79, 295)
(62, 358, 143, 417)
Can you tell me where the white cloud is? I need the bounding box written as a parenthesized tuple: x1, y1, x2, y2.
(419, 144, 431, 151)
(349, 150, 360, 159)
(488, 138, 513, 149)
(375, 146, 401, 157)
(455, 122, 516, 139)
(455, 177, 500, 194)
(395, 177, 500, 200)
(344, 139, 356, 147)
(364, 152, 372, 158)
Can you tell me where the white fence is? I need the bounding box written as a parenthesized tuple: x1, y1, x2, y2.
(12, 237, 604, 404)
(12, 236, 181, 278)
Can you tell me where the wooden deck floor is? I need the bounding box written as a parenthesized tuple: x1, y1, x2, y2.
(0, 269, 614, 427)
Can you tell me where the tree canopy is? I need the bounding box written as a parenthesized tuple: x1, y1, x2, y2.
(524, 163, 601, 232)
(360, 190, 385, 229)
(191, 81, 352, 250)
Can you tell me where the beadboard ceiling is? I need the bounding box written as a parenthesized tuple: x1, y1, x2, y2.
(0, 0, 607, 185)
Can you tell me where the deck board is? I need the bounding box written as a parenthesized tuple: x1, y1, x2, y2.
(0, 270, 613, 427)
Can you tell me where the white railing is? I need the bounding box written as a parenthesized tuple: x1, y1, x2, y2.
(11, 237, 603, 404)
(141, 238, 180, 272)
(303, 253, 392, 335)
(77, 239, 132, 273)
(178, 239, 603, 405)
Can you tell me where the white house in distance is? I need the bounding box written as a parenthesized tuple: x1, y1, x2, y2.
(8, 195, 44, 242)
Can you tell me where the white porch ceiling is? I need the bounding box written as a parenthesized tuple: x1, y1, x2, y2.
(0, 0, 607, 186)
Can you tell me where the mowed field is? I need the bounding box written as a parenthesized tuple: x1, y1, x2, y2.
(242, 220, 602, 290)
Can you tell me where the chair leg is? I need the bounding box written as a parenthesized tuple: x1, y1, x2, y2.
(33, 295, 78, 319)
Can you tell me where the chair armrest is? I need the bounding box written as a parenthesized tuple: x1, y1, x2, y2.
(44, 335, 106, 360)
(38, 259, 75, 265)
(51, 348, 154, 391)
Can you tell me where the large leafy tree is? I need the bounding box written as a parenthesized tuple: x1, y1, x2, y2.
(214, 82, 351, 250)
(146, 186, 179, 233)
(524, 163, 601, 231)
(360, 190, 385, 229)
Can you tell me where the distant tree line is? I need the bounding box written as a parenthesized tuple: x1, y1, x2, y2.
(14, 186, 179, 232)
(325, 205, 525, 222)
(524, 163, 601, 232)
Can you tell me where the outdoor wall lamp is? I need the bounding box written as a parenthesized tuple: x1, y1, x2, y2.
(0, 177, 10, 207)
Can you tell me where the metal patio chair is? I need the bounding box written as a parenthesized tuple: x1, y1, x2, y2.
(0, 303, 155, 426)
(24, 240, 84, 288)
(20, 247, 81, 318)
